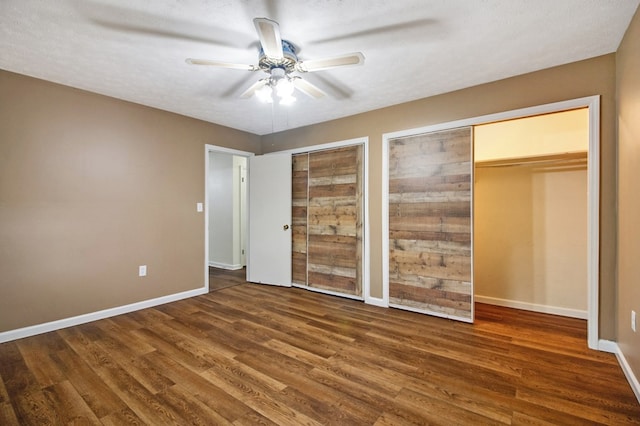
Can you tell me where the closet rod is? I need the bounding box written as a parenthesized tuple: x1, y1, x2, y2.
(475, 151, 587, 168)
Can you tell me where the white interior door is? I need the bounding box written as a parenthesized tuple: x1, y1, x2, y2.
(240, 164, 247, 266)
(247, 153, 292, 286)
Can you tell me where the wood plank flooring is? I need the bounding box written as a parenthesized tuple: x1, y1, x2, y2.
(1, 281, 638, 424)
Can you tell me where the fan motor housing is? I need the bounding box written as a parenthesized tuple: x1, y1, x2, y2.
(258, 40, 298, 73)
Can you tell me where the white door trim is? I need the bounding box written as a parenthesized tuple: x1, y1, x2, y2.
(382, 95, 601, 349)
(205, 144, 255, 292)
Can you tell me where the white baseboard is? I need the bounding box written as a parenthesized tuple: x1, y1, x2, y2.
(474, 295, 588, 319)
(0, 287, 208, 344)
(208, 261, 243, 270)
(366, 296, 387, 308)
(597, 339, 618, 353)
(613, 342, 640, 403)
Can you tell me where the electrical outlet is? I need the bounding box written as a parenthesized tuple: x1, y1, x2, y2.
(632, 310, 637, 332)
(139, 265, 147, 277)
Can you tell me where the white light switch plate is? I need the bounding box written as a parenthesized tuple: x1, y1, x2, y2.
(139, 265, 147, 277)
(197, 202, 203, 212)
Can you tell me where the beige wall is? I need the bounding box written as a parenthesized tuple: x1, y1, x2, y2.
(474, 108, 589, 162)
(0, 70, 260, 332)
(474, 164, 588, 313)
(264, 54, 617, 339)
(617, 8, 640, 379)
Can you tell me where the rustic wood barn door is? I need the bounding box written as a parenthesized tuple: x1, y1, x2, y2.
(387, 127, 473, 321)
(292, 144, 364, 298)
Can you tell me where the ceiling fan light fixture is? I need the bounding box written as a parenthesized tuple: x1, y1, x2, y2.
(186, 17, 365, 105)
(255, 84, 273, 103)
(276, 77, 295, 97)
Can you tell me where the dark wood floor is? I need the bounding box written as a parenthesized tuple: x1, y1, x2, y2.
(1, 281, 638, 425)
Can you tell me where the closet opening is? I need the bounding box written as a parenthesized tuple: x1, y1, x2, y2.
(474, 108, 589, 320)
(382, 96, 600, 349)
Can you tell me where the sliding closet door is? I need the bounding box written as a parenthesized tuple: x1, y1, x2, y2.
(299, 145, 363, 297)
(388, 127, 473, 321)
(292, 153, 308, 285)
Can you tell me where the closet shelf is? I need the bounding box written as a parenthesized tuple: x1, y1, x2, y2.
(475, 151, 587, 168)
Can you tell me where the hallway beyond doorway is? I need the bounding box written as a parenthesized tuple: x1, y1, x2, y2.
(209, 267, 246, 292)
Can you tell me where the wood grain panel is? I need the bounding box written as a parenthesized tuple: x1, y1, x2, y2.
(389, 175, 471, 193)
(389, 127, 473, 319)
(389, 215, 470, 233)
(308, 234, 357, 268)
(308, 183, 356, 198)
(307, 272, 357, 293)
(308, 146, 359, 177)
(307, 145, 363, 296)
(390, 230, 471, 244)
(292, 251, 307, 284)
(291, 153, 308, 285)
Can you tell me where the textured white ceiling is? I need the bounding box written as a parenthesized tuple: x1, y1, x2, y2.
(1, 0, 638, 135)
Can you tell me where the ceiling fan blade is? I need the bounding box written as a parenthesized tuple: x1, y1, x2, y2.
(76, 1, 250, 48)
(253, 18, 283, 60)
(296, 52, 365, 73)
(240, 79, 268, 98)
(310, 18, 437, 44)
(185, 58, 258, 71)
(292, 78, 326, 99)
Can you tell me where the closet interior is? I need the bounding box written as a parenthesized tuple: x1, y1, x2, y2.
(473, 108, 589, 318)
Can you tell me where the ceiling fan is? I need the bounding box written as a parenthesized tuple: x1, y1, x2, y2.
(186, 18, 365, 104)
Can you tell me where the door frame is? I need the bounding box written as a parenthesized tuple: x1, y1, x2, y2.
(204, 144, 254, 292)
(382, 95, 601, 349)
(276, 137, 370, 303)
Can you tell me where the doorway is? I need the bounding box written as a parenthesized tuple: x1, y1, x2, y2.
(204, 145, 253, 292)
